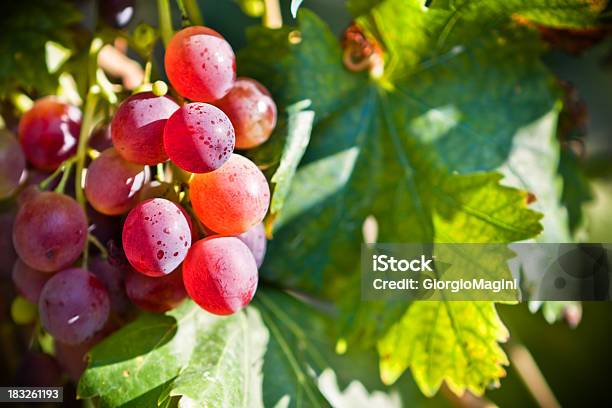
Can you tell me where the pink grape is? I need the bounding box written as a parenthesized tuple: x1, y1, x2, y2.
(182, 236, 258, 315)
(0, 129, 26, 199)
(39, 268, 110, 345)
(189, 154, 270, 235)
(215, 78, 277, 149)
(17, 185, 42, 207)
(18, 97, 81, 171)
(111, 92, 179, 165)
(122, 198, 191, 277)
(163, 103, 235, 173)
(12, 259, 51, 303)
(164, 26, 236, 102)
(125, 266, 186, 312)
(13, 192, 87, 272)
(85, 148, 148, 215)
(236, 222, 267, 268)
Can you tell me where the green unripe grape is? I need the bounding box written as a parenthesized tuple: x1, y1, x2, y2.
(238, 0, 264, 17)
(133, 23, 158, 52)
(152, 81, 168, 97)
(11, 296, 37, 325)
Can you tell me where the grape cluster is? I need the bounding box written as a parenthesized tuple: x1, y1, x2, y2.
(2, 25, 275, 375)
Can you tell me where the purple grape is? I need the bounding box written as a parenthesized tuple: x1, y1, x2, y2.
(89, 256, 129, 315)
(13, 192, 87, 272)
(54, 340, 90, 381)
(85, 147, 148, 215)
(12, 259, 51, 303)
(125, 266, 186, 312)
(39, 268, 110, 345)
(236, 222, 267, 268)
(0, 129, 26, 199)
(14, 352, 62, 387)
(0, 212, 17, 278)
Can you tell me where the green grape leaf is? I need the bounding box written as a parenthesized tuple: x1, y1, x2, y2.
(499, 111, 572, 243)
(254, 289, 411, 407)
(80, 291, 405, 408)
(78, 302, 268, 407)
(0, 1, 80, 97)
(266, 100, 315, 230)
(425, 0, 606, 28)
(234, 0, 583, 397)
(377, 301, 509, 396)
(255, 290, 331, 407)
(239, 6, 544, 298)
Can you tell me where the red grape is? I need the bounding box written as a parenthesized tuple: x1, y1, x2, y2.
(13, 192, 87, 272)
(90, 256, 129, 315)
(18, 97, 81, 171)
(125, 266, 186, 312)
(12, 259, 51, 303)
(39, 268, 110, 345)
(122, 198, 192, 277)
(164, 26, 236, 102)
(85, 148, 148, 215)
(0, 129, 26, 199)
(164, 102, 235, 173)
(111, 92, 179, 165)
(215, 78, 277, 149)
(236, 222, 267, 268)
(17, 184, 42, 207)
(183, 236, 258, 315)
(189, 154, 270, 235)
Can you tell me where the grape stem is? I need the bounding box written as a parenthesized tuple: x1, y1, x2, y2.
(263, 0, 282, 28)
(176, 0, 203, 26)
(183, 0, 203, 25)
(143, 60, 152, 85)
(74, 87, 100, 208)
(157, 0, 174, 46)
(38, 157, 76, 190)
(54, 162, 73, 194)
